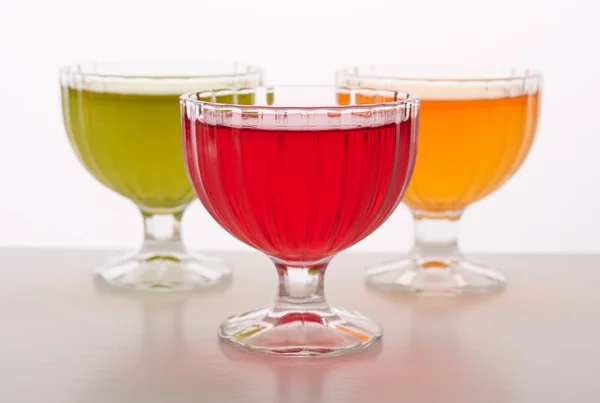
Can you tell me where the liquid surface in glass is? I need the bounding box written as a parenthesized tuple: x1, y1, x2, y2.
(183, 119, 415, 262)
(63, 88, 193, 210)
(405, 93, 539, 212)
(347, 91, 540, 212)
(63, 88, 254, 210)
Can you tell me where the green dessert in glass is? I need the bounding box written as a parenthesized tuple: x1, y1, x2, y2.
(60, 62, 262, 291)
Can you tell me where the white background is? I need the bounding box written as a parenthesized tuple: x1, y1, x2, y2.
(0, 0, 597, 253)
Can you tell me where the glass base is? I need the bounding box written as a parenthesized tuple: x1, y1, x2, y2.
(97, 250, 231, 292)
(365, 256, 506, 296)
(218, 306, 382, 357)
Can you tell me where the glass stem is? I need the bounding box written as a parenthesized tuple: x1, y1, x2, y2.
(272, 260, 330, 311)
(411, 210, 462, 260)
(139, 210, 186, 255)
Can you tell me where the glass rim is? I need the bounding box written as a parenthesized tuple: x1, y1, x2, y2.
(59, 60, 262, 80)
(337, 66, 542, 84)
(180, 85, 420, 110)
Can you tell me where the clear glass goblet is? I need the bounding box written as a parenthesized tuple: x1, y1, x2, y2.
(181, 86, 419, 356)
(337, 66, 541, 295)
(60, 61, 262, 291)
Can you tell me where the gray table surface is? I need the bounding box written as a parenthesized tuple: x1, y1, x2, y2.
(0, 248, 598, 402)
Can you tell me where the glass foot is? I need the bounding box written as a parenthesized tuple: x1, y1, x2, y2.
(219, 306, 382, 357)
(97, 251, 231, 292)
(365, 256, 506, 296)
